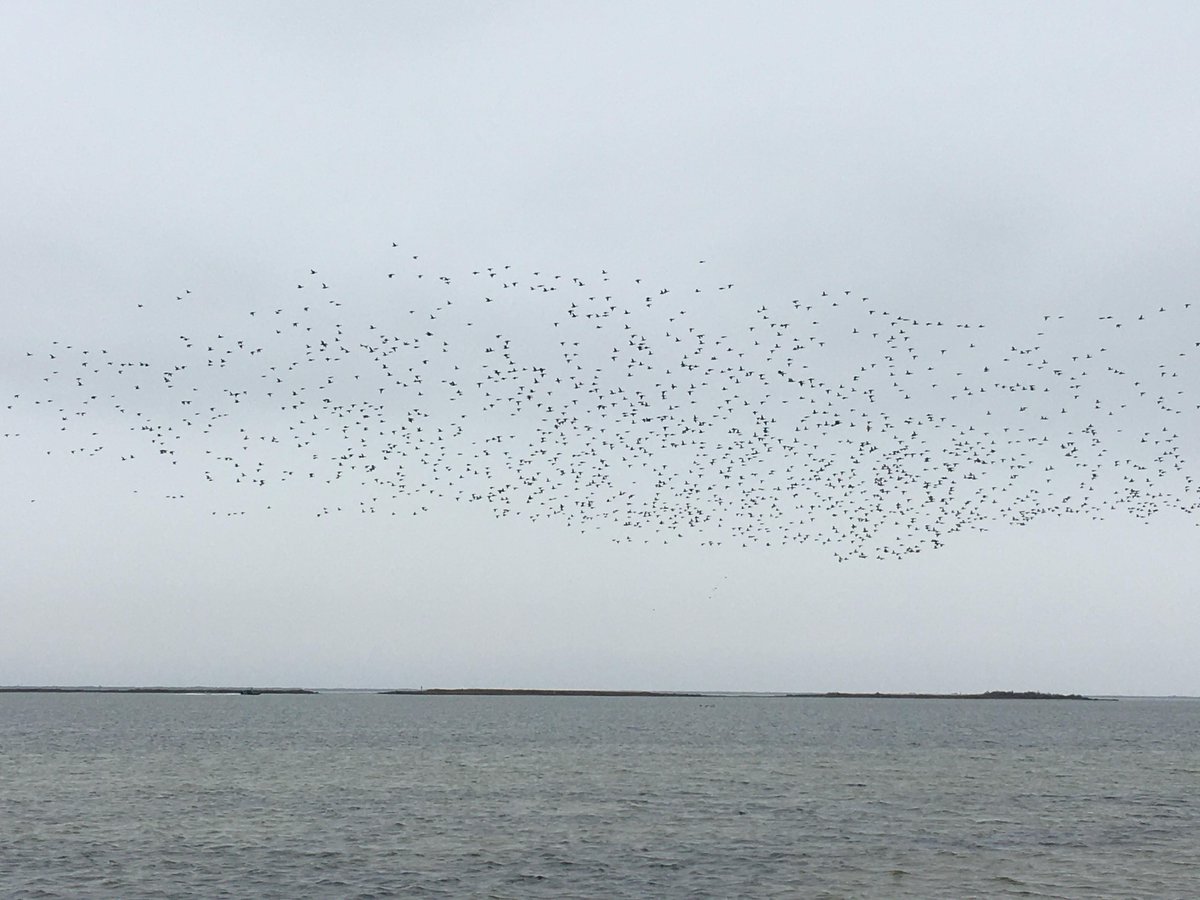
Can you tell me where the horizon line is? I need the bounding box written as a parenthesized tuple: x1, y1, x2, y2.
(3, 685, 1197, 699)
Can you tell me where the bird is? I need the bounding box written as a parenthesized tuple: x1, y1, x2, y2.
(9, 251, 1198, 560)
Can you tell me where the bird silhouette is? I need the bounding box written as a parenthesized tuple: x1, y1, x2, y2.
(7, 254, 1198, 560)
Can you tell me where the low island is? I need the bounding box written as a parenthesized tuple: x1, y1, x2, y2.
(785, 690, 1109, 700)
(380, 688, 1109, 700)
(0, 686, 318, 694)
(379, 696, 705, 700)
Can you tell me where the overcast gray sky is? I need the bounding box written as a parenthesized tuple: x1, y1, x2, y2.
(3, 1, 1199, 693)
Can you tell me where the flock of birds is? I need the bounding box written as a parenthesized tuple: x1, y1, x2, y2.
(6, 249, 1199, 560)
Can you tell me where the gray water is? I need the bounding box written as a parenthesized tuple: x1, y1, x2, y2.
(2, 694, 1198, 898)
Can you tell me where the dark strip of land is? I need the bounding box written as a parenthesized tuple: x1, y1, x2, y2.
(786, 691, 1109, 701)
(1, 687, 1109, 700)
(383, 688, 1108, 700)
(381, 696, 700, 700)
(0, 686, 317, 694)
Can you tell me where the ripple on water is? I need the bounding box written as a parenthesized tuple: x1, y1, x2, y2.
(1, 694, 1199, 898)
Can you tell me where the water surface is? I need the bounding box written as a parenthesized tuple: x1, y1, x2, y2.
(2, 693, 1197, 897)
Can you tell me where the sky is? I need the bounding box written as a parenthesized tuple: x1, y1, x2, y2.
(3, 1, 1199, 693)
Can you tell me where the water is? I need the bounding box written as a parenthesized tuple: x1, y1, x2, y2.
(2, 693, 1198, 898)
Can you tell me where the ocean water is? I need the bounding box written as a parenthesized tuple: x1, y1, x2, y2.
(1, 693, 1198, 898)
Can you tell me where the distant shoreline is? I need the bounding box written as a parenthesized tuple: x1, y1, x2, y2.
(0, 686, 317, 695)
(381, 696, 700, 700)
(785, 691, 1113, 701)
(381, 688, 1112, 700)
(0, 687, 1114, 700)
